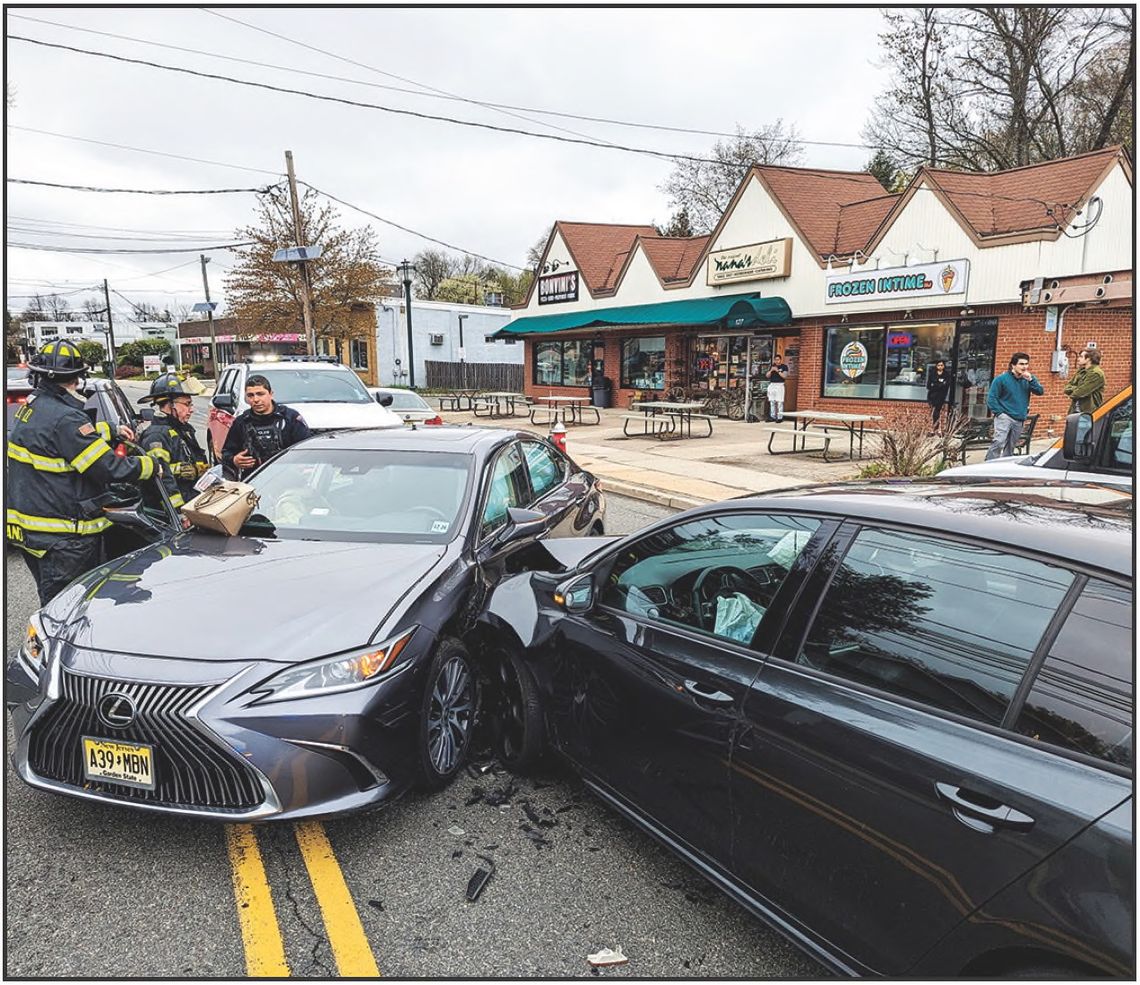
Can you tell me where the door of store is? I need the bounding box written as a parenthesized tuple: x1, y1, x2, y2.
(952, 319, 997, 420)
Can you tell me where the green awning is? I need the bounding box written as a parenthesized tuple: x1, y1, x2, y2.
(496, 292, 791, 336)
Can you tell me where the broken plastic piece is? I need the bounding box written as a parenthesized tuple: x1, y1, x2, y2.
(447, 825, 465, 837)
(587, 946, 628, 967)
(466, 855, 496, 902)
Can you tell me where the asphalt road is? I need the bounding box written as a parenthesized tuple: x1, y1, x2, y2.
(5, 396, 823, 978)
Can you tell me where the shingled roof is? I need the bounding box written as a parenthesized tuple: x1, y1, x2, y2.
(556, 221, 660, 295)
(639, 235, 712, 284)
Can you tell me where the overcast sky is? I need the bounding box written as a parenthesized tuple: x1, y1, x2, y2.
(6, 6, 890, 321)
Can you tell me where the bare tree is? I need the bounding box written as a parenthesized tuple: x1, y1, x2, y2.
(45, 294, 74, 321)
(864, 7, 1134, 171)
(411, 248, 454, 299)
(526, 226, 554, 269)
(81, 297, 107, 322)
(659, 121, 805, 233)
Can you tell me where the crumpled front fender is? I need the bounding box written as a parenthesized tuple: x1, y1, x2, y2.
(477, 571, 562, 653)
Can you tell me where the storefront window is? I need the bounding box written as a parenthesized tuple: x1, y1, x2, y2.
(822, 327, 885, 399)
(350, 338, 369, 370)
(534, 339, 589, 387)
(882, 322, 955, 401)
(621, 337, 666, 390)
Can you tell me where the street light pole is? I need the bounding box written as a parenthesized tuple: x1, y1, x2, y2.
(200, 254, 219, 376)
(397, 259, 416, 388)
(457, 313, 468, 390)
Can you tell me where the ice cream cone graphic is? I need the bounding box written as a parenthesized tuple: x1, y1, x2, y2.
(940, 265, 956, 293)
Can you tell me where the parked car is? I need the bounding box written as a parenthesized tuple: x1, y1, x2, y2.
(206, 357, 403, 463)
(6, 373, 139, 438)
(367, 387, 444, 426)
(478, 478, 1133, 978)
(7, 426, 605, 821)
(943, 385, 1132, 489)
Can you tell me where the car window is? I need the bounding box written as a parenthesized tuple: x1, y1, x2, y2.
(522, 441, 565, 502)
(481, 444, 528, 537)
(219, 369, 238, 397)
(103, 383, 136, 426)
(1014, 578, 1132, 768)
(796, 527, 1075, 726)
(260, 368, 372, 404)
(384, 390, 430, 411)
(1100, 396, 1132, 472)
(601, 513, 821, 646)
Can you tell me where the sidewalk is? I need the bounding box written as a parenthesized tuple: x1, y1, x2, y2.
(433, 404, 1060, 508)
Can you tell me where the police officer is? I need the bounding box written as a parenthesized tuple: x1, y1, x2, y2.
(221, 373, 311, 479)
(7, 340, 158, 605)
(139, 372, 208, 508)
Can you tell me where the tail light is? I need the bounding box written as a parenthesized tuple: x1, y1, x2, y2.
(424, 415, 444, 426)
(6, 395, 27, 406)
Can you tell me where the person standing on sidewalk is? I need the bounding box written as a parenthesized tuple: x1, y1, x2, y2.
(766, 354, 789, 422)
(925, 358, 951, 435)
(985, 352, 1044, 460)
(1063, 348, 1106, 414)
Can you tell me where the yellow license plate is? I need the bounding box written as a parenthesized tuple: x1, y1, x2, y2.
(82, 736, 155, 790)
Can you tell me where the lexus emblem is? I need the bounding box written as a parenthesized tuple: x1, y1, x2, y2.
(97, 693, 136, 729)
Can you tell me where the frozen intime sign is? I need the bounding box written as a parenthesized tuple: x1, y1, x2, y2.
(826, 259, 970, 304)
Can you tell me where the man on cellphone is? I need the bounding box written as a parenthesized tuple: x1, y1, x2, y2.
(221, 374, 311, 479)
(985, 352, 1044, 460)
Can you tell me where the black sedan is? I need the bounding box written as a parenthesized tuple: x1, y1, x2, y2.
(478, 479, 1133, 978)
(6, 427, 605, 820)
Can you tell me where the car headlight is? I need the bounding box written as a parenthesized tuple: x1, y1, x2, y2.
(249, 628, 416, 704)
(20, 613, 46, 671)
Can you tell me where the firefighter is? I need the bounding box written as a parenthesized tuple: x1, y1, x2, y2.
(221, 373, 311, 479)
(7, 340, 158, 605)
(138, 372, 209, 508)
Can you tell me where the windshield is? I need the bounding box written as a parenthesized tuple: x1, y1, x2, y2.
(7, 366, 28, 382)
(384, 390, 431, 411)
(258, 368, 373, 404)
(249, 448, 473, 542)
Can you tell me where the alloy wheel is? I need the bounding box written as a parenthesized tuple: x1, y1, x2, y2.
(426, 655, 473, 775)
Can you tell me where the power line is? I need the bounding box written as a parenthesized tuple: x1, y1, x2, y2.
(8, 34, 719, 166)
(298, 181, 526, 271)
(10, 214, 237, 236)
(12, 11, 875, 150)
(8, 176, 278, 194)
(9, 226, 242, 244)
(9, 242, 255, 255)
(8, 125, 283, 177)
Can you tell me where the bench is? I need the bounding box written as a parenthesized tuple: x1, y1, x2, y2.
(674, 412, 715, 438)
(622, 413, 674, 439)
(766, 425, 833, 461)
(954, 413, 1039, 464)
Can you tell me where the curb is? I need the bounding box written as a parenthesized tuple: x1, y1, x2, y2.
(596, 477, 717, 511)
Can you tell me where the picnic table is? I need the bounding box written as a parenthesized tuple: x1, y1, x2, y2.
(472, 391, 525, 418)
(437, 388, 481, 412)
(529, 395, 600, 426)
(770, 410, 884, 460)
(625, 401, 713, 439)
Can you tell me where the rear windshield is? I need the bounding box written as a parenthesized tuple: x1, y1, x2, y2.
(258, 368, 372, 404)
(384, 391, 431, 411)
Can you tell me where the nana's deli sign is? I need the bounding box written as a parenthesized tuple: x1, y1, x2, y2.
(826, 259, 970, 305)
(706, 238, 792, 286)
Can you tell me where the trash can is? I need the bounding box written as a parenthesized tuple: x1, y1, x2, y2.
(591, 377, 612, 409)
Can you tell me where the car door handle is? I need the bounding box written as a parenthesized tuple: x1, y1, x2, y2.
(935, 782, 1035, 833)
(683, 680, 734, 705)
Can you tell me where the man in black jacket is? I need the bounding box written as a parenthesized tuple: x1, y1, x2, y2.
(7, 340, 157, 604)
(221, 374, 311, 479)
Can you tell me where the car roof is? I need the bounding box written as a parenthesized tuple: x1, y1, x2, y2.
(710, 478, 1133, 577)
(294, 424, 522, 456)
(230, 361, 352, 371)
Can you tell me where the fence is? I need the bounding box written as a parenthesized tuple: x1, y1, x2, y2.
(424, 360, 523, 392)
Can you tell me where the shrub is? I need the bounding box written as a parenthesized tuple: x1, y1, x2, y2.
(190, 364, 205, 376)
(861, 408, 967, 477)
(114, 363, 143, 380)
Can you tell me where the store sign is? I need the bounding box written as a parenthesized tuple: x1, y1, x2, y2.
(143, 355, 162, 373)
(887, 331, 913, 349)
(180, 333, 304, 344)
(826, 259, 970, 304)
(839, 341, 869, 378)
(706, 238, 792, 286)
(538, 270, 579, 305)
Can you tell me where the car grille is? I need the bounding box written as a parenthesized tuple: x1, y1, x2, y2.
(27, 671, 264, 812)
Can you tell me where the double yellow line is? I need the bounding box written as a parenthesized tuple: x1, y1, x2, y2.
(225, 822, 380, 977)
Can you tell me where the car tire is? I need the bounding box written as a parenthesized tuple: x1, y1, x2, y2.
(415, 638, 476, 790)
(491, 649, 545, 771)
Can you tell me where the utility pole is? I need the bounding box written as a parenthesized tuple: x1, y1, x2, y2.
(200, 254, 219, 377)
(457, 313, 468, 390)
(284, 150, 317, 356)
(102, 279, 117, 369)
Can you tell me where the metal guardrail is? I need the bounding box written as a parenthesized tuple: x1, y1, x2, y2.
(424, 360, 523, 392)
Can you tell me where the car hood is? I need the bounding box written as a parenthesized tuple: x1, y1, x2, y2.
(45, 533, 447, 663)
(293, 402, 405, 431)
(942, 455, 1133, 491)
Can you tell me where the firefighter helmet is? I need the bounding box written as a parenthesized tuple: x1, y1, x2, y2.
(28, 339, 88, 379)
(139, 372, 190, 406)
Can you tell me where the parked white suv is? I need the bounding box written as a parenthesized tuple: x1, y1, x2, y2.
(206, 357, 403, 461)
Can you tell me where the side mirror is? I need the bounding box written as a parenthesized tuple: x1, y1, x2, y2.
(495, 507, 547, 549)
(1062, 412, 1095, 465)
(554, 572, 595, 613)
(138, 407, 155, 423)
(212, 392, 236, 412)
(376, 393, 394, 407)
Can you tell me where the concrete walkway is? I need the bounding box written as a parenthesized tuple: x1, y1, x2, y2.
(434, 403, 1060, 508)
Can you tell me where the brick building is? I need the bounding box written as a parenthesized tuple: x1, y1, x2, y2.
(502, 147, 1133, 433)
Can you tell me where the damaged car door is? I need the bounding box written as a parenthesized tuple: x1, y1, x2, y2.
(543, 510, 828, 869)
